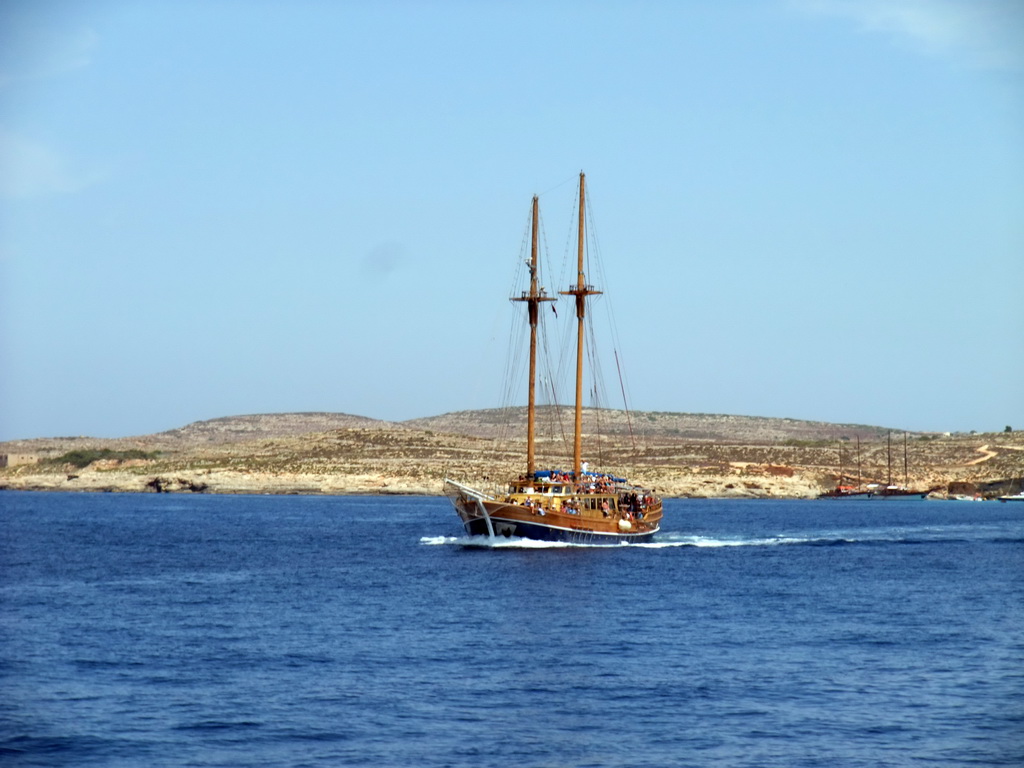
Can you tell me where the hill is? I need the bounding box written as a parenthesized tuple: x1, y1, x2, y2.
(1, 410, 1021, 499)
(405, 407, 897, 442)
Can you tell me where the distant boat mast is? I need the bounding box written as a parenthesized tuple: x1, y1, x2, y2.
(857, 434, 862, 489)
(887, 431, 893, 486)
(904, 431, 909, 488)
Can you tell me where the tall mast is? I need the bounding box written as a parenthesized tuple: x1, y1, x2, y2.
(903, 431, 909, 487)
(887, 431, 893, 486)
(838, 440, 844, 485)
(560, 172, 601, 478)
(511, 195, 553, 478)
(856, 435, 862, 489)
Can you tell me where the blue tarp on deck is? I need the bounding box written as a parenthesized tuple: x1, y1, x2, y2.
(533, 469, 627, 484)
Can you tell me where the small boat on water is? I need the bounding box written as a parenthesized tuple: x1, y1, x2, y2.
(866, 432, 929, 499)
(998, 491, 1024, 503)
(819, 485, 872, 499)
(865, 484, 929, 499)
(819, 432, 929, 499)
(819, 436, 872, 498)
(444, 173, 663, 544)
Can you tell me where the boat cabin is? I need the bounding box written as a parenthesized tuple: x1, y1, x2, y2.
(503, 472, 657, 522)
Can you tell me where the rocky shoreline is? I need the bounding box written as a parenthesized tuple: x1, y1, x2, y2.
(0, 453, 1015, 501)
(2, 412, 1021, 500)
(0, 454, 829, 498)
(0, 467, 440, 497)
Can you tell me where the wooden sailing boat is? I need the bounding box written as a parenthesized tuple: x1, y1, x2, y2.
(867, 431, 928, 498)
(819, 435, 871, 498)
(443, 173, 664, 543)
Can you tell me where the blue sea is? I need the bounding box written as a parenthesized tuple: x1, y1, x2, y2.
(1, 492, 1022, 767)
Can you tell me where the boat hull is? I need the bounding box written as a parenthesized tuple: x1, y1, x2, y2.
(867, 490, 929, 499)
(461, 513, 658, 544)
(444, 480, 660, 545)
(820, 489, 928, 499)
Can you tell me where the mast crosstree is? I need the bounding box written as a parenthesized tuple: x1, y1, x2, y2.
(560, 172, 602, 478)
(510, 195, 555, 478)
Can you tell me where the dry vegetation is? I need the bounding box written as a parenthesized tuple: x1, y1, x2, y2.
(2, 410, 1022, 498)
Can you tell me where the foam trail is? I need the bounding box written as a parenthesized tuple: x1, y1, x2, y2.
(419, 536, 462, 546)
(421, 533, 859, 549)
(641, 534, 791, 548)
(420, 534, 626, 549)
(635, 534, 857, 548)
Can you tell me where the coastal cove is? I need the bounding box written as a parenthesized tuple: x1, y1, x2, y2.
(2, 411, 1022, 500)
(2, 492, 1022, 767)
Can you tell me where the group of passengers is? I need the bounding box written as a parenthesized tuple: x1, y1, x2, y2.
(516, 472, 621, 495)
(510, 472, 656, 523)
(517, 496, 594, 518)
(583, 476, 617, 494)
(520, 497, 547, 516)
(619, 491, 654, 520)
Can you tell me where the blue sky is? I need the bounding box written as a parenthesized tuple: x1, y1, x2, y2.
(1, 0, 1022, 440)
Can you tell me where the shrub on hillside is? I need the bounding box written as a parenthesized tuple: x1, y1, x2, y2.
(50, 449, 160, 469)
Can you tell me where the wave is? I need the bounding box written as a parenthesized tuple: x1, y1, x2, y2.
(419, 535, 611, 549)
(418, 534, 851, 549)
(421, 530, 1021, 549)
(636, 534, 857, 549)
(621, 533, 1012, 548)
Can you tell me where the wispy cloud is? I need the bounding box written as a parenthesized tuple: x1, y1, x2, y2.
(0, 22, 98, 87)
(791, 0, 1024, 70)
(0, 130, 104, 200)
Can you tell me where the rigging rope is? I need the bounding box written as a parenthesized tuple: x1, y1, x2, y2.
(492, 176, 647, 476)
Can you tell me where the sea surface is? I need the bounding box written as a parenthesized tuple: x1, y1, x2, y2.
(1, 491, 1022, 767)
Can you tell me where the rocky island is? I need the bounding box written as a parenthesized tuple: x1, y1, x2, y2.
(1, 410, 1021, 499)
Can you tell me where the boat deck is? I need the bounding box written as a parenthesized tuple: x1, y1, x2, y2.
(445, 474, 663, 541)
